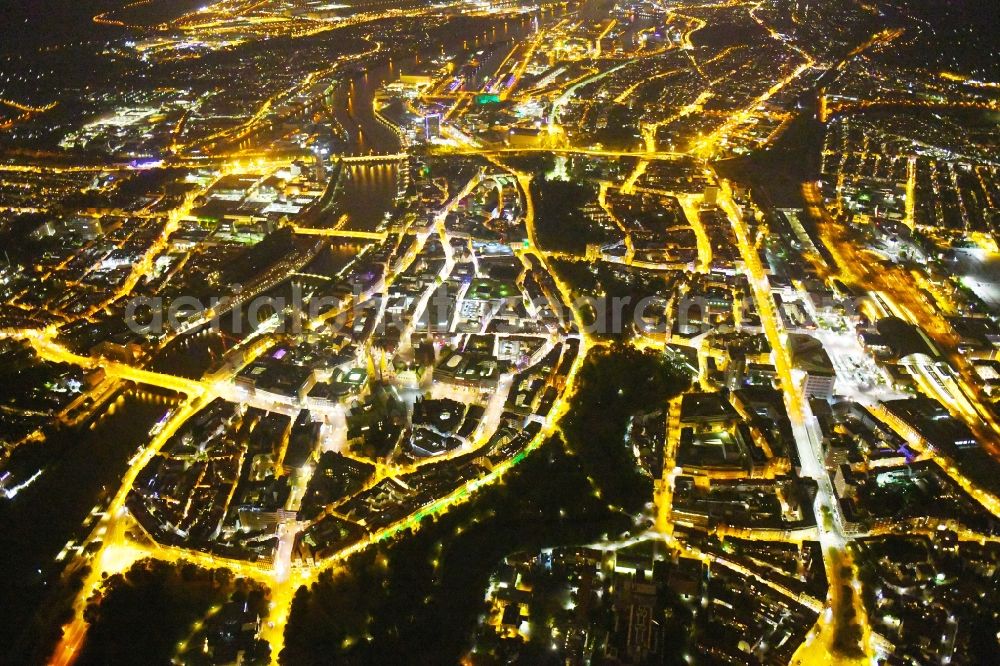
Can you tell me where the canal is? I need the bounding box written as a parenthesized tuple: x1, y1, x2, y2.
(0, 386, 180, 660)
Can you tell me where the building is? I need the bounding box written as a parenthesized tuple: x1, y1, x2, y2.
(881, 398, 978, 455)
(788, 333, 836, 400)
(399, 73, 433, 87)
(606, 576, 662, 662)
(423, 113, 441, 141)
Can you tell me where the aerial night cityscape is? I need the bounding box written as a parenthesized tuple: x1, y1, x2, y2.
(0, 0, 997, 664)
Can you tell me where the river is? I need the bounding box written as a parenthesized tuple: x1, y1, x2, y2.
(330, 16, 537, 231)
